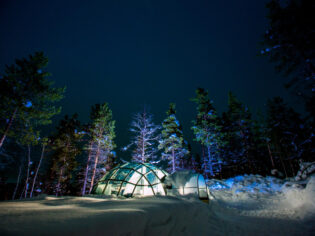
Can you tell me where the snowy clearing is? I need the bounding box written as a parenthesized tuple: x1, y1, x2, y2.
(0, 175, 314, 236)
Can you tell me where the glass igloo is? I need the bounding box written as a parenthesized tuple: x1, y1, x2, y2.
(94, 162, 168, 197)
(164, 170, 208, 199)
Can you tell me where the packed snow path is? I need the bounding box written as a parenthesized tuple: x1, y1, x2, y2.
(0, 175, 314, 235)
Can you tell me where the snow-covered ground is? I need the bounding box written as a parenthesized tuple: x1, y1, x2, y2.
(0, 175, 314, 235)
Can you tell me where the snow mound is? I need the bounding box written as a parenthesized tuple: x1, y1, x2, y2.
(208, 174, 315, 218)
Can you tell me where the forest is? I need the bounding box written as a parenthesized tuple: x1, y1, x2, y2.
(0, 0, 314, 201)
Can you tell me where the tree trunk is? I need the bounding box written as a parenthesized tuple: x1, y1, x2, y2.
(0, 107, 18, 150)
(141, 136, 145, 163)
(89, 143, 100, 194)
(267, 142, 275, 169)
(207, 145, 214, 177)
(24, 144, 31, 198)
(172, 148, 175, 173)
(289, 160, 295, 177)
(30, 144, 45, 198)
(82, 142, 93, 196)
(12, 162, 23, 200)
(56, 168, 63, 197)
(279, 153, 288, 178)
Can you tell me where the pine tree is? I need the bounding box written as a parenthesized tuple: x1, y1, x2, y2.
(262, 0, 315, 165)
(251, 114, 271, 174)
(191, 88, 224, 178)
(81, 103, 116, 195)
(50, 114, 83, 196)
(158, 103, 188, 173)
(266, 97, 304, 177)
(223, 92, 256, 173)
(123, 108, 160, 164)
(0, 52, 65, 150)
(262, 0, 314, 101)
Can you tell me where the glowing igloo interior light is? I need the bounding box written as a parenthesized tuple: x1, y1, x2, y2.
(94, 162, 168, 197)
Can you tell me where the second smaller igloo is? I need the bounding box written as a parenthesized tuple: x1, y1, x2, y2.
(164, 170, 208, 200)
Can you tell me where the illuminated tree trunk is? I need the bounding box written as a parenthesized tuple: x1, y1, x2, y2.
(89, 143, 100, 194)
(24, 144, 31, 198)
(82, 142, 92, 196)
(30, 144, 45, 198)
(207, 145, 214, 177)
(0, 107, 18, 150)
(172, 148, 175, 173)
(12, 162, 23, 200)
(267, 142, 275, 169)
(141, 136, 145, 163)
(56, 150, 67, 197)
(56, 168, 63, 197)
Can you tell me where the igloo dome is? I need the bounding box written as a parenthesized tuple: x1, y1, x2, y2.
(94, 162, 168, 197)
(164, 170, 208, 200)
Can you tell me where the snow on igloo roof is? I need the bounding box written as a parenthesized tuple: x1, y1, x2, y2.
(94, 162, 168, 197)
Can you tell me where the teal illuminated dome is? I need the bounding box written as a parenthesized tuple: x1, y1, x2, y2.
(94, 162, 168, 197)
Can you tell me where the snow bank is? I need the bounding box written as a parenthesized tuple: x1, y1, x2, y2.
(206, 174, 315, 235)
(208, 174, 315, 219)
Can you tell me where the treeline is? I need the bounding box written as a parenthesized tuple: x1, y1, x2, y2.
(0, 52, 313, 200)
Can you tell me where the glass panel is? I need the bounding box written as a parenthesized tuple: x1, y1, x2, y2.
(143, 186, 153, 196)
(198, 174, 206, 188)
(107, 180, 121, 195)
(184, 175, 198, 188)
(109, 169, 121, 179)
(154, 169, 166, 179)
(95, 184, 106, 194)
(184, 188, 197, 195)
(126, 171, 142, 184)
(152, 183, 165, 195)
(133, 186, 143, 196)
(145, 172, 160, 185)
(123, 162, 139, 169)
(138, 176, 149, 186)
(133, 185, 154, 196)
(123, 183, 135, 196)
(115, 168, 131, 180)
(99, 171, 110, 181)
(135, 166, 149, 175)
(118, 182, 126, 196)
(143, 163, 155, 170)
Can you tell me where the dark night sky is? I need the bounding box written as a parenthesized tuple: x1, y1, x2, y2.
(0, 0, 291, 157)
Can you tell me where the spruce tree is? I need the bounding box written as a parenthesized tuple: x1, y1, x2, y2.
(266, 97, 304, 177)
(158, 103, 188, 173)
(224, 92, 255, 173)
(191, 88, 224, 178)
(123, 108, 160, 163)
(50, 114, 83, 196)
(262, 0, 314, 101)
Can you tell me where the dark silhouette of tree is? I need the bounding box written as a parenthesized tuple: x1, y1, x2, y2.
(0, 52, 65, 150)
(50, 114, 83, 196)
